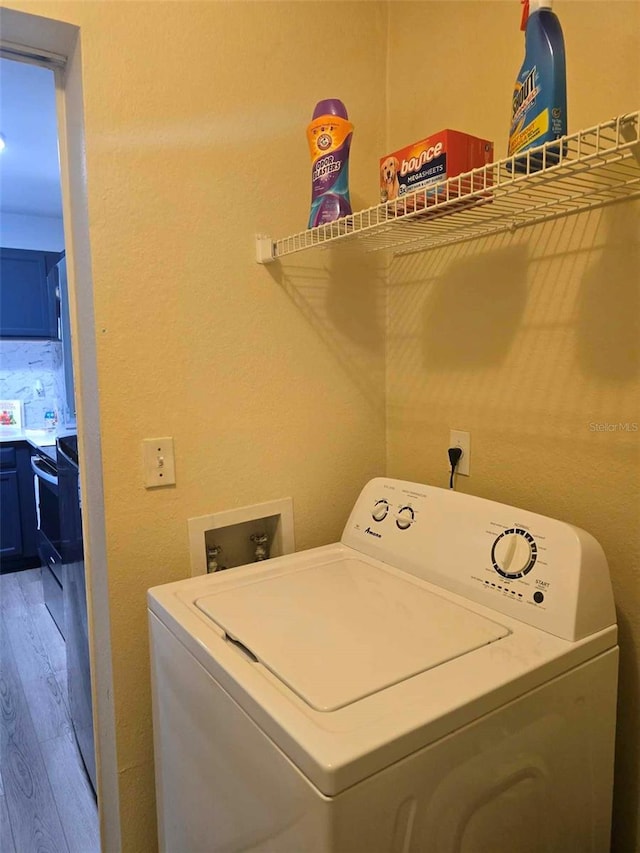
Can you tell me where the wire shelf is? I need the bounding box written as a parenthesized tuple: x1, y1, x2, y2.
(256, 111, 640, 263)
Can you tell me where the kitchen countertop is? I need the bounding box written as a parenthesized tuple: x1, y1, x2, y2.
(0, 427, 77, 452)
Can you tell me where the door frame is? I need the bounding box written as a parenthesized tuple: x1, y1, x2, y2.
(0, 7, 120, 850)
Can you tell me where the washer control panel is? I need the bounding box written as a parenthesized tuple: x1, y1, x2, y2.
(395, 506, 415, 530)
(482, 521, 546, 607)
(370, 499, 415, 530)
(341, 477, 615, 641)
(491, 528, 537, 578)
(371, 499, 389, 522)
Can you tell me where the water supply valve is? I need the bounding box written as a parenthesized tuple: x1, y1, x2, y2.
(206, 544, 225, 573)
(250, 532, 270, 562)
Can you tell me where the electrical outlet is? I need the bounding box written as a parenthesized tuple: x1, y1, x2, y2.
(449, 430, 470, 477)
(143, 437, 176, 488)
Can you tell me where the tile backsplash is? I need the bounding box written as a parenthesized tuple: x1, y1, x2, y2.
(0, 339, 68, 428)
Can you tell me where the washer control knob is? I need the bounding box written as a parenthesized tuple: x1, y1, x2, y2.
(372, 500, 390, 522)
(396, 506, 415, 530)
(491, 529, 537, 579)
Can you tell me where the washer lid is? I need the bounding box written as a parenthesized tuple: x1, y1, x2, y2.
(195, 558, 509, 712)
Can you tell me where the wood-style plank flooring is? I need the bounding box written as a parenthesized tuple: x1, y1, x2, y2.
(0, 568, 100, 852)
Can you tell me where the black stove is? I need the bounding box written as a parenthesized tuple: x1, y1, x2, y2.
(57, 434, 78, 465)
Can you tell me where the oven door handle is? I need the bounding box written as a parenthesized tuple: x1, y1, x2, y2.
(31, 456, 59, 486)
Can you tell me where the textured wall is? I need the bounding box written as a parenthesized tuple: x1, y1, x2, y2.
(386, 2, 640, 850)
(2, 0, 638, 850)
(2, 1, 387, 850)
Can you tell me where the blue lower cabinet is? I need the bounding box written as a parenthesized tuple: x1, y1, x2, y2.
(0, 467, 22, 558)
(0, 442, 38, 570)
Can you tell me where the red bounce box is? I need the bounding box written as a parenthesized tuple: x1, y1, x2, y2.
(379, 130, 494, 204)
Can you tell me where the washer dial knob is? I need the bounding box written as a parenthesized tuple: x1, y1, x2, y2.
(372, 500, 390, 522)
(491, 528, 537, 579)
(396, 506, 415, 530)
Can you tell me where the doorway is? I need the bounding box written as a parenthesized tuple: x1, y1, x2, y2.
(0, 53, 98, 853)
(0, 7, 120, 850)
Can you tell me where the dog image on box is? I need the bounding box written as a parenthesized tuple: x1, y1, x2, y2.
(380, 155, 401, 202)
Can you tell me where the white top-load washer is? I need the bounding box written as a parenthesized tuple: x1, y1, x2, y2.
(148, 478, 618, 853)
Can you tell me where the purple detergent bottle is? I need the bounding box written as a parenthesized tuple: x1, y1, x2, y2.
(306, 99, 353, 228)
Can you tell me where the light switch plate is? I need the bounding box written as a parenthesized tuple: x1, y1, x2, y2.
(143, 437, 176, 488)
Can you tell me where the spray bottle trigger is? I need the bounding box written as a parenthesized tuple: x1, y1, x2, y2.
(520, 0, 529, 30)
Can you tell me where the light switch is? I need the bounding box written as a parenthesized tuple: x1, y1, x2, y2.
(143, 437, 176, 488)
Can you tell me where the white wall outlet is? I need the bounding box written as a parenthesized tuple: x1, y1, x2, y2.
(143, 437, 176, 488)
(449, 429, 470, 477)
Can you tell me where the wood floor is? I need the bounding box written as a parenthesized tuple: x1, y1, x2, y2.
(0, 568, 100, 853)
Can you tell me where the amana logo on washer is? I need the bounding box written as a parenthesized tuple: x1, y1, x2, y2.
(364, 527, 382, 539)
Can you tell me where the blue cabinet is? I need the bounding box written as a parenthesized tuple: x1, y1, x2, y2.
(0, 442, 38, 570)
(0, 454, 22, 559)
(0, 247, 61, 339)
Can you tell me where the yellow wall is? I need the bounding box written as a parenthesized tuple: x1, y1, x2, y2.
(1, 0, 638, 850)
(387, 2, 640, 851)
(2, 1, 387, 849)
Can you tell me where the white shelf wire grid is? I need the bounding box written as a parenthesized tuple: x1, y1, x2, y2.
(257, 111, 640, 263)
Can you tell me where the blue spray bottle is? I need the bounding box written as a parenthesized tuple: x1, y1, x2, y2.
(508, 0, 567, 171)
